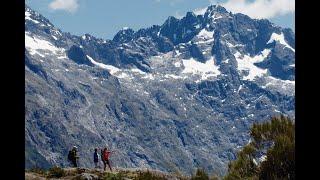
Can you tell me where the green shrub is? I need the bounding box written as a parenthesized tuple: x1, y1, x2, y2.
(47, 166, 66, 178)
(259, 135, 295, 180)
(224, 116, 295, 180)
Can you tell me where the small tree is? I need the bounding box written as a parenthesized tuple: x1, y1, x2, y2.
(224, 143, 259, 180)
(224, 116, 295, 180)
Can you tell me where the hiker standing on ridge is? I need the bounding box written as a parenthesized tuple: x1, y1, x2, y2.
(100, 149, 104, 163)
(102, 147, 114, 171)
(68, 146, 79, 167)
(93, 148, 100, 168)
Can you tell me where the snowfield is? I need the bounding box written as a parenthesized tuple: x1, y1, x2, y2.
(234, 49, 271, 81)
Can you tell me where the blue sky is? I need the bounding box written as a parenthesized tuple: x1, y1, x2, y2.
(26, 0, 295, 40)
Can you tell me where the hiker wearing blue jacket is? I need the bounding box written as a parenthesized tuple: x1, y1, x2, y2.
(93, 148, 99, 168)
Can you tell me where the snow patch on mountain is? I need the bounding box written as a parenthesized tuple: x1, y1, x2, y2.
(260, 76, 295, 96)
(164, 74, 183, 79)
(174, 61, 182, 67)
(266, 76, 295, 86)
(226, 41, 244, 48)
(272, 76, 294, 84)
(131, 68, 147, 75)
(267, 33, 295, 52)
(237, 85, 243, 93)
(86, 55, 121, 75)
(25, 11, 40, 24)
(212, 14, 223, 21)
(174, 50, 182, 56)
(25, 33, 61, 57)
(141, 73, 155, 80)
(181, 57, 220, 81)
(197, 29, 214, 40)
(234, 49, 271, 80)
(87, 55, 160, 81)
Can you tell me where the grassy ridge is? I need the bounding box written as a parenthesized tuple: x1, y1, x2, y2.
(25, 167, 216, 180)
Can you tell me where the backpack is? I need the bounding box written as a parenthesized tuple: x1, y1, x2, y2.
(103, 151, 110, 161)
(68, 150, 73, 161)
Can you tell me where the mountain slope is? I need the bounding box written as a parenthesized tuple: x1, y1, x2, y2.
(25, 4, 294, 176)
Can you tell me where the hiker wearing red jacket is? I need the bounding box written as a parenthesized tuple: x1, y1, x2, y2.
(102, 147, 113, 171)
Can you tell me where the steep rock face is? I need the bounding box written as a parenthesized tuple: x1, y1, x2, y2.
(25, 4, 294, 176)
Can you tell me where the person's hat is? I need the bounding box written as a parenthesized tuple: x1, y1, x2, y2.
(73, 146, 78, 149)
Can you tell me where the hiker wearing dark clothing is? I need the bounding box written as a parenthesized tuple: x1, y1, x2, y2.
(93, 148, 99, 168)
(68, 146, 79, 167)
(100, 149, 104, 162)
(102, 147, 113, 171)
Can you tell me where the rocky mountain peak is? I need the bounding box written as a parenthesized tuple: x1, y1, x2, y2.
(113, 28, 135, 43)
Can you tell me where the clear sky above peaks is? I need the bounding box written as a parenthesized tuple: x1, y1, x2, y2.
(26, 0, 295, 40)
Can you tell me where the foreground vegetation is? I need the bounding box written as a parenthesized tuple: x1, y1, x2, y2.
(26, 166, 221, 179)
(225, 115, 295, 180)
(26, 116, 294, 180)
(26, 166, 190, 180)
